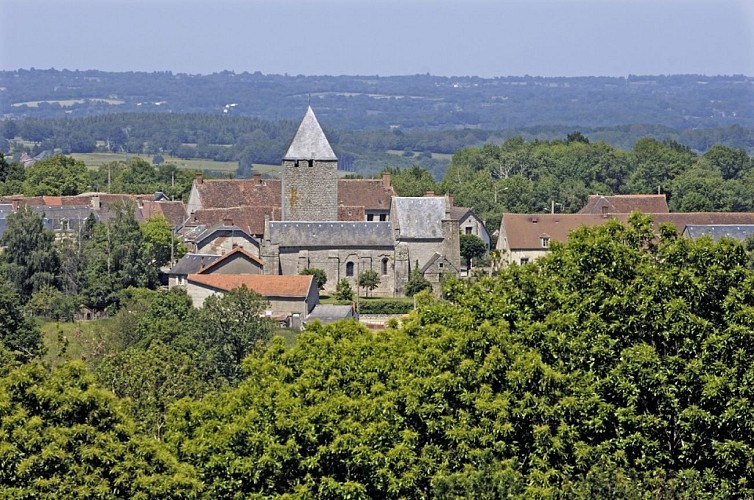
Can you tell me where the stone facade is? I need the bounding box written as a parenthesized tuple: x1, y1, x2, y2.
(281, 159, 339, 221)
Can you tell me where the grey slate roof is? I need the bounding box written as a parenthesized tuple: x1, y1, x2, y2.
(306, 304, 357, 324)
(392, 197, 446, 239)
(682, 224, 754, 241)
(168, 253, 221, 276)
(283, 106, 338, 161)
(268, 221, 394, 247)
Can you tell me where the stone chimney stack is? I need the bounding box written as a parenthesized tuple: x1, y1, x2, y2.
(382, 172, 392, 189)
(195, 173, 203, 184)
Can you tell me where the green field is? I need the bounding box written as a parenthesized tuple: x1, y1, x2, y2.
(386, 149, 452, 161)
(71, 152, 283, 177)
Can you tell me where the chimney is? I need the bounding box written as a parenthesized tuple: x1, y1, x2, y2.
(195, 173, 203, 184)
(253, 173, 262, 185)
(424, 191, 435, 197)
(447, 195, 454, 207)
(91, 195, 101, 210)
(382, 172, 391, 189)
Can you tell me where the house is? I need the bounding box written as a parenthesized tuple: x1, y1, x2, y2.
(450, 205, 491, 250)
(192, 246, 264, 275)
(682, 224, 754, 241)
(578, 194, 669, 215)
(167, 253, 221, 288)
(185, 273, 319, 322)
(497, 211, 754, 265)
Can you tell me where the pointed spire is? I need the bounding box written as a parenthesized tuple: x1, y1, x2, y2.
(283, 106, 338, 161)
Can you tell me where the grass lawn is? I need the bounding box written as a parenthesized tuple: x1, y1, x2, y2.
(41, 319, 119, 369)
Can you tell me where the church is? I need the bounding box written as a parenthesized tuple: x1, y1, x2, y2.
(183, 106, 463, 297)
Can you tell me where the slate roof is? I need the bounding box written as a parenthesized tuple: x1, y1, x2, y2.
(392, 197, 447, 239)
(306, 304, 356, 323)
(187, 274, 315, 298)
(283, 106, 337, 161)
(194, 224, 259, 250)
(268, 221, 395, 247)
(169, 253, 221, 276)
(196, 246, 264, 273)
(578, 194, 669, 214)
(449, 206, 473, 221)
(189, 206, 280, 236)
(683, 224, 754, 241)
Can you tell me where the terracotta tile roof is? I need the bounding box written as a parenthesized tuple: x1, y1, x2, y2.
(197, 246, 264, 273)
(194, 178, 282, 210)
(187, 273, 314, 298)
(338, 205, 365, 221)
(501, 212, 754, 250)
(578, 194, 669, 214)
(140, 200, 187, 228)
(500, 213, 617, 249)
(337, 179, 395, 212)
(189, 206, 280, 236)
(42, 196, 63, 206)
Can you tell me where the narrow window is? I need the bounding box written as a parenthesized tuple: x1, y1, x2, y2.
(367, 214, 374, 221)
(346, 262, 354, 277)
(381, 257, 389, 275)
(541, 236, 550, 248)
(379, 214, 387, 221)
(308, 159, 314, 167)
(465, 227, 472, 234)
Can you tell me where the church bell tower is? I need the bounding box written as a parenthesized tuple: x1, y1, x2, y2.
(281, 106, 339, 221)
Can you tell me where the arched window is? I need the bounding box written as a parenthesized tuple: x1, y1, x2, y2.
(346, 262, 354, 277)
(381, 257, 389, 275)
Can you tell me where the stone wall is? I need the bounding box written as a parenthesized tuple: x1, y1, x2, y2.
(281, 159, 339, 221)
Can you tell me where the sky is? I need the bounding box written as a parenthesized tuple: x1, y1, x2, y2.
(1, 0, 752, 78)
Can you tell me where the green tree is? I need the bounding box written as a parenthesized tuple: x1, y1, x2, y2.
(357, 269, 380, 297)
(404, 269, 432, 297)
(82, 202, 157, 311)
(386, 165, 439, 197)
(300, 267, 328, 290)
(22, 154, 88, 196)
(0, 153, 24, 195)
(0, 277, 44, 363)
(0, 362, 201, 497)
(141, 215, 186, 268)
(198, 285, 273, 384)
(334, 278, 354, 301)
(0, 205, 59, 301)
(460, 233, 487, 269)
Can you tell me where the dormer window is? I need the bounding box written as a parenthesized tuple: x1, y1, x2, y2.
(540, 236, 550, 248)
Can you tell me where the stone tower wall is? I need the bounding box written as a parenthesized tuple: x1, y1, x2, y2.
(282, 159, 339, 221)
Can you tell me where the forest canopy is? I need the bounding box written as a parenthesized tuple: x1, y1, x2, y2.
(3, 216, 754, 496)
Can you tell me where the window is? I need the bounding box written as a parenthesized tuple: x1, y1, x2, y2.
(520, 257, 530, 265)
(540, 236, 550, 248)
(308, 159, 314, 167)
(367, 214, 374, 221)
(381, 257, 389, 275)
(465, 227, 473, 234)
(379, 214, 387, 221)
(601, 205, 609, 215)
(294, 160, 300, 167)
(346, 262, 354, 277)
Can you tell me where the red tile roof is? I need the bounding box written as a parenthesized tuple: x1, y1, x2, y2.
(337, 179, 395, 211)
(194, 178, 283, 209)
(502, 212, 754, 250)
(578, 194, 669, 214)
(187, 273, 314, 298)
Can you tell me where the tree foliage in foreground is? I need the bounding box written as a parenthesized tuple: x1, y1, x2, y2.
(166, 215, 754, 497)
(0, 362, 201, 498)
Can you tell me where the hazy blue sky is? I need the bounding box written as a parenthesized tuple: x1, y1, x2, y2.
(1, 0, 752, 77)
